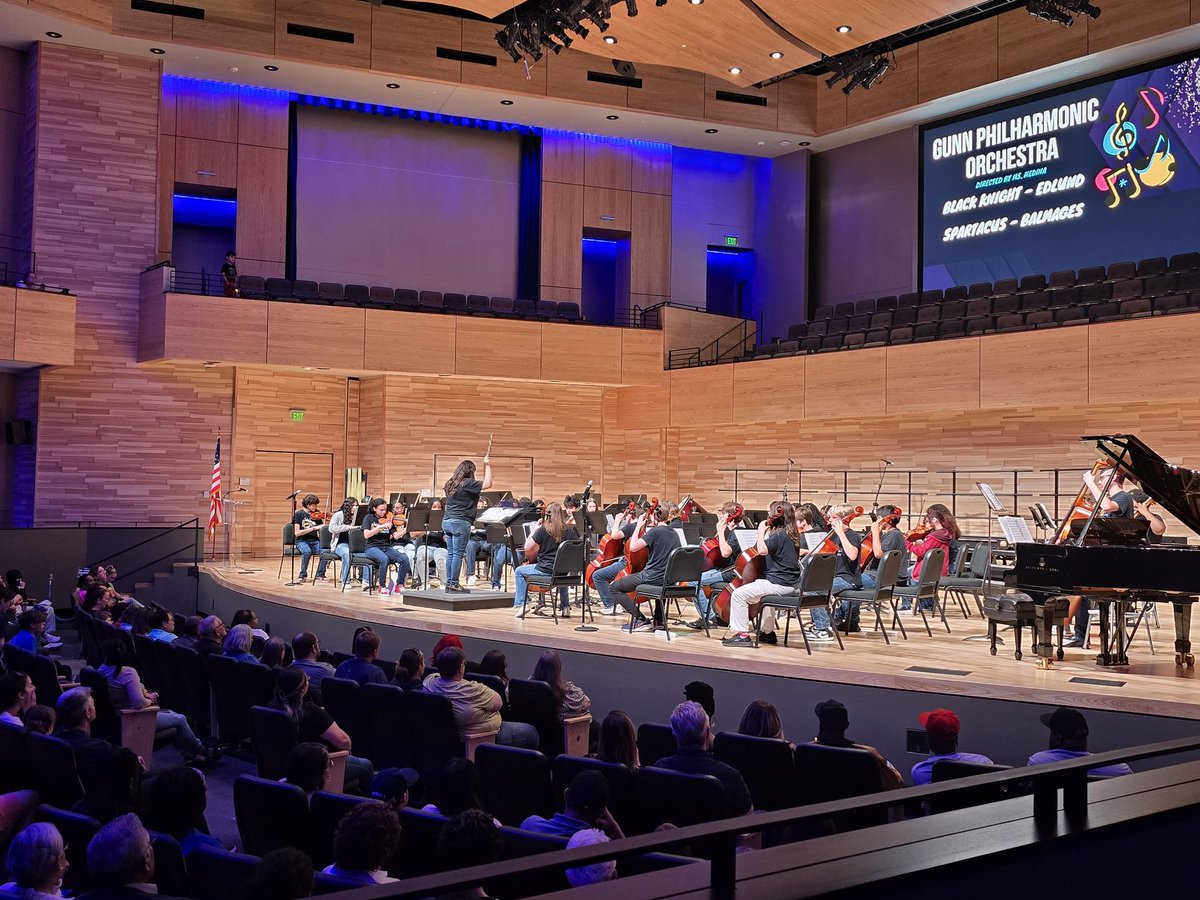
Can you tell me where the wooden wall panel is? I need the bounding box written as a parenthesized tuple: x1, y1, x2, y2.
(703, 77, 778, 130)
(979, 327, 1089, 408)
(631, 143, 672, 196)
(918, 17, 998, 103)
(455, 317, 542, 380)
(620, 329, 666, 384)
(540, 181, 584, 290)
(1088, 316, 1200, 404)
(542, 131, 585, 185)
(628, 65, 705, 120)
(175, 137, 237, 189)
(846, 45, 919, 127)
(584, 141, 633, 191)
(29, 1, 111, 31)
(159, 293, 268, 363)
(539, 323, 622, 384)
(173, 0, 277, 56)
(806, 347, 886, 419)
(886, 338, 981, 414)
(370, 7, 463, 84)
(661, 307, 744, 359)
(732, 356, 804, 423)
(997, 8, 1088, 80)
(357, 376, 387, 493)
(363, 309, 456, 374)
(157, 134, 174, 257)
(776, 76, 817, 136)
(0, 287, 15, 359)
(14, 291, 74, 366)
(546, 50, 629, 107)
(670, 367, 732, 427)
(174, 83, 238, 143)
(235, 145, 288, 264)
(1086, 0, 1191, 53)
(460, 20, 549, 95)
(112, 0, 172, 41)
(815, 71, 847, 135)
(630, 192, 670, 298)
(583, 186, 631, 231)
(237, 87, 289, 149)
(608, 383, 670, 432)
(275, 0, 373, 69)
(268, 304, 366, 369)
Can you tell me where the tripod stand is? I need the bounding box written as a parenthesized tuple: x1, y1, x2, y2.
(575, 481, 598, 633)
(284, 491, 304, 586)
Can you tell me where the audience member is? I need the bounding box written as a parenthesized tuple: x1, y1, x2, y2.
(289, 632, 335, 704)
(0, 672, 36, 726)
(79, 814, 176, 900)
(270, 668, 373, 794)
(98, 640, 210, 764)
(421, 758, 497, 825)
(430, 634, 463, 663)
(10, 610, 48, 654)
(260, 638, 291, 669)
(245, 847, 314, 900)
(391, 648, 425, 693)
(230, 609, 270, 643)
(171, 616, 202, 650)
(521, 770, 624, 839)
(222, 624, 260, 664)
(565, 828, 617, 888)
(54, 688, 127, 808)
(145, 609, 176, 643)
(531, 650, 590, 719)
(684, 681, 716, 722)
(737, 699, 788, 742)
(2, 822, 68, 899)
(144, 766, 223, 856)
(595, 710, 639, 769)
(1027, 707, 1133, 778)
(5, 571, 59, 647)
(653, 701, 752, 816)
(811, 699, 904, 790)
(422, 647, 538, 749)
(910, 708, 994, 785)
(334, 630, 387, 686)
(435, 809, 503, 899)
(370, 767, 420, 811)
(21, 705, 55, 735)
(476, 650, 508, 698)
(321, 803, 401, 885)
(284, 742, 332, 796)
(0, 789, 38, 843)
(194, 617, 226, 656)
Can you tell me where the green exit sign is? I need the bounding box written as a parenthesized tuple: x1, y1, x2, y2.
(290, 410, 305, 422)
(724, 235, 739, 247)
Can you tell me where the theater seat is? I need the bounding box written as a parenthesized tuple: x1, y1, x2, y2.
(964, 315, 992, 335)
(557, 301, 581, 322)
(1018, 274, 1046, 292)
(1055, 307, 1087, 326)
(943, 285, 967, 302)
(842, 332, 866, 349)
(513, 298, 537, 318)
(1143, 275, 1176, 298)
(1048, 270, 1076, 288)
(786, 323, 808, 340)
(318, 282, 344, 303)
(965, 297, 992, 318)
(490, 297, 515, 317)
(863, 329, 889, 348)
(832, 301, 855, 317)
(1105, 261, 1136, 281)
(913, 322, 938, 341)
(853, 298, 876, 315)
(1155, 293, 1190, 315)
(467, 294, 492, 315)
(343, 284, 369, 306)
(418, 290, 444, 312)
(1136, 256, 1168, 278)
(368, 286, 394, 307)
(1117, 297, 1152, 318)
(264, 277, 292, 299)
(992, 278, 1019, 295)
(293, 280, 319, 303)
(774, 339, 799, 356)
(1088, 302, 1121, 323)
(919, 289, 942, 305)
(443, 292, 468, 314)
(897, 292, 920, 309)
(393, 288, 418, 310)
(799, 336, 821, 352)
(236, 275, 266, 298)
(536, 299, 558, 320)
(875, 296, 898, 312)
(995, 313, 1026, 332)
(1076, 266, 1106, 284)
(967, 282, 992, 300)
(1168, 252, 1200, 273)
(1025, 310, 1053, 328)
(812, 304, 834, 320)
(991, 295, 1019, 316)
(1110, 279, 1143, 302)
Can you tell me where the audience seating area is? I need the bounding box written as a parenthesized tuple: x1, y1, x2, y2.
(749, 253, 1200, 360)
(231, 276, 585, 324)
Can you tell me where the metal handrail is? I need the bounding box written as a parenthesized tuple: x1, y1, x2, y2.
(88, 518, 202, 607)
(338, 734, 1200, 900)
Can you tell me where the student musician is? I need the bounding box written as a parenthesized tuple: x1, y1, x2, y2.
(513, 502, 578, 618)
(862, 505, 911, 589)
(808, 505, 863, 639)
(907, 504, 958, 581)
(1132, 491, 1166, 541)
(722, 503, 811, 648)
(1082, 468, 1134, 517)
(292, 494, 326, 583)
(362, 497, 411, 595)
(592, 505, 641, 615)
(442, 457, 494, 593)
(611, 506, 678, 633)
(687, 501, 745, 630)
(327, 497, 359, 589)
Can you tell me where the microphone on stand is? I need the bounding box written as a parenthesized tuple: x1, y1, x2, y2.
(286, 490, 301, 500)
(881, 458, 894, 466)
(581, 480, 594, 502)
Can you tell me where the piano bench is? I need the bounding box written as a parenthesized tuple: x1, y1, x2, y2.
(984, 595, 1069, 662)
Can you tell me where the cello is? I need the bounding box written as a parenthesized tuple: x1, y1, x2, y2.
(712, 505, 784, 622)
(701, 504, 744, 571)
(614, 497, 658, 578)
(858, 506, 902, 568)
(584, 501, 636, 588)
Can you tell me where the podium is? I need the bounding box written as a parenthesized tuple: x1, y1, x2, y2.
(222, 497, 255, 570)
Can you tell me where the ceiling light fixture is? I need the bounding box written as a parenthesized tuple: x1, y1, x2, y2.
(798, 141, 811, 146)
(835, 24, 853, 33)
(728, 66, 742, 75)
(769, 51, 784, 59)
(689, 0, 704, 5)
(500, 99, 514, 105)
(705, 128, 718, 133)
(263, 65, 279, 71)
(824, 47, 893, 95)
(386, 83, 400, 89)
(606, 114, 620, 119)
(496, 0, 660, 64)
(149, 47, 165, 54)
(45, 31, 62, 39)
(603, 35, 617, 43)
(1026, 0, 1101, 26)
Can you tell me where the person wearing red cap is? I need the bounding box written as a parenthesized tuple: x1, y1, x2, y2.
(910, 708, 994, 786)
(1026, 707, 1132, 777)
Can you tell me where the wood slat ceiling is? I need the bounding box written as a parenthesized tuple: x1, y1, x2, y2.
(754, 0, 982, 56)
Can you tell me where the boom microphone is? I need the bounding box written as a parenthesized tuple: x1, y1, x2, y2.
(881, 458, 894, 466)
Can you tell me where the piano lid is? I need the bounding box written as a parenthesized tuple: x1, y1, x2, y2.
(1080, 434, 1200, 538)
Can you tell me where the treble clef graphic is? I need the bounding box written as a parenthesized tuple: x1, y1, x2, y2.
(1103, 102, 1138, 161)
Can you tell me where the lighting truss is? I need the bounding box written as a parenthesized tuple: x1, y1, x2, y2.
(1026, 0, 1101, 27)
(497, 0, 650, 64)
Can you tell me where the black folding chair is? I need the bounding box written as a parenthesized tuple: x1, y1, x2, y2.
(756, 552, 839, 652)
(521, 539, 587, 624)
(633, 546, 706, 640)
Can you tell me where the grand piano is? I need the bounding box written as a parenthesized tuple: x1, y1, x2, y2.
(1008, 434, 1200, 667)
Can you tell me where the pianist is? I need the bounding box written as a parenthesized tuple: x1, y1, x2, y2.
(1026, 707, 1132, 778)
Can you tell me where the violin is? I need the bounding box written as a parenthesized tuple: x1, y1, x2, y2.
(858, 507, 902, 568)
(904, 522, 933, 543)
(815, 507, 865, 555)
(700, 504, 744, 572)
(311, 510, 328, 523)
(586, 501, 636, 588)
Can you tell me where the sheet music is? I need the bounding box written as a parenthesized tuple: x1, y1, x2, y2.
(523, 521, 539, 541)
(805, 531, 829, 551)
(976, 482, 1006, 513)
(732, 529, 759, 552)
(997, 516, 1035, 545)
(672, 528, 689, 548)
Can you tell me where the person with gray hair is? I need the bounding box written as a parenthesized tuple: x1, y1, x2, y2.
(651, 701, 752, 816)
(565, 828, 617, 887)
(2, 822, 68, 899)
(195, 616, 226, 656)
(222, 623, 259, 664)
(79, 813, 182, 900)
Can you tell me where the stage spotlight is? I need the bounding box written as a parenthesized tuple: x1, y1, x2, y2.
(626, 0, 638, 15)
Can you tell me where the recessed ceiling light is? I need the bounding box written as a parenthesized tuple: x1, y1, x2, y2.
(500, 99, 514, 105)
(798, 141, 811, 146)
(263, 65, 278, 71)
(757, 141, 766, 146)
(689, 0, 704, 5)
(45, 32, 62, 39)
(149, 47, 165, 54)
(779, 140, 791, 146)
(228, 66, 239, 73)
(836, 24, 853, 33)
(769, 51, 784, 59)
(603, 35, 617, 44)
(705, 128, 718, 134)
(606, 114, 619, 120)
(728, 66, 742, 75)
(386, 83, 400, 89)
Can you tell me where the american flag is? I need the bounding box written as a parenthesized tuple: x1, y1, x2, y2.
(208, 438, 223, 538)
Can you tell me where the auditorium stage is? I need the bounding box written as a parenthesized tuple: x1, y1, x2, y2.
(201, 561, 1200, 723)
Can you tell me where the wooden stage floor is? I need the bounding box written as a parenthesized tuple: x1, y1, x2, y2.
(204, 560, 1200, 721)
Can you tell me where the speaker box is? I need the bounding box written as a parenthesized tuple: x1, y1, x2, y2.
(5, 420, 33, 445)
(613, 59, 637, 78)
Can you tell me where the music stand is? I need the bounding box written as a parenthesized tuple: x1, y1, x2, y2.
(574, 491, 599, 633)
(478, 505, 528, 590)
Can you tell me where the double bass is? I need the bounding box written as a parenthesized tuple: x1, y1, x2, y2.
(712, 506, 784, 622)
(584, 501, 636, 588)
(1053, 459, 1116, 544)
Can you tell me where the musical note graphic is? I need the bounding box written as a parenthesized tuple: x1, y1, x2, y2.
(1135, 133, 1176, 188)
(1137, 87, 1165, 129)
(1102, 102, 1138, 160)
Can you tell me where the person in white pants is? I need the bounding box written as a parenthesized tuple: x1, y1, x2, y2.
(722, 503, 813, 648)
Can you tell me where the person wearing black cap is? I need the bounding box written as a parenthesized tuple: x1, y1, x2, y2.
(811, 699, 903, 790)
(1027, 707, 1132, 777)
(520, 770, 624, 839)
(370, 767, 420, 811)
(684, 680, 716, 721)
